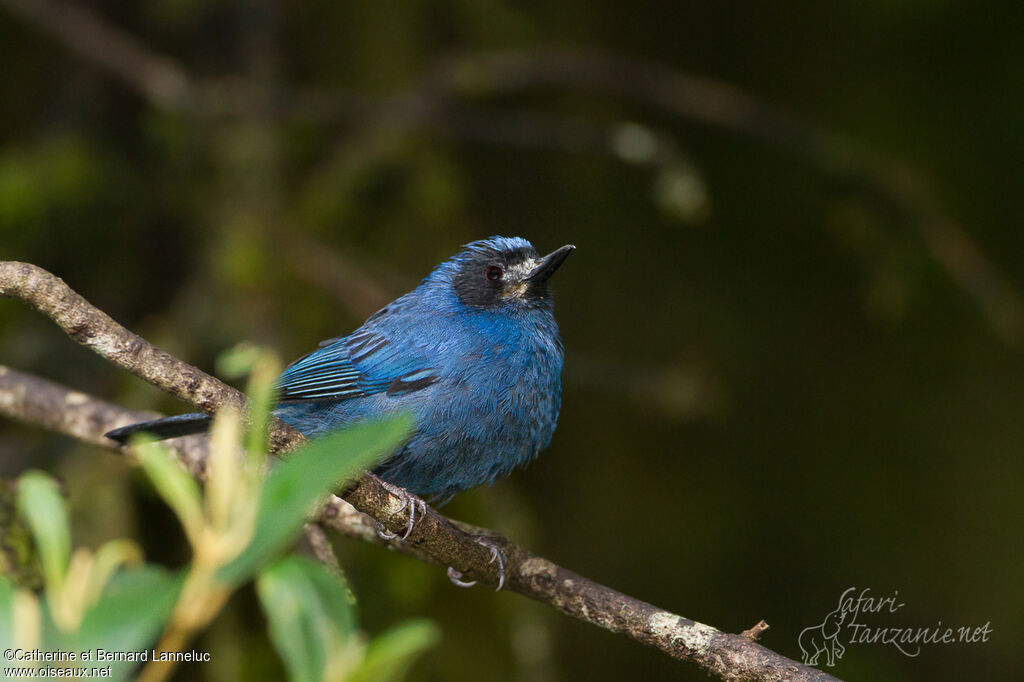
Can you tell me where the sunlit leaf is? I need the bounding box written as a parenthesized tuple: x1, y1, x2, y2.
(220, 415, 413, 585)
(135, 438, 204, 545)
(0, 579, 13, 649)
(65, 567, 183, 682)
(15, 472, 70, 592)
(256, 556, 358, 682)
(86, 539, 144, 606)
(215, 343, 282, 460)
(349, 620, 440, 682)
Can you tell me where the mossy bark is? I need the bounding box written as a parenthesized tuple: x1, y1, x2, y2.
(0, 479, 43, 590)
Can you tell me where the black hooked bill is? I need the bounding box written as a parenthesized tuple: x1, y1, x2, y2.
(527, 245, 575, 284)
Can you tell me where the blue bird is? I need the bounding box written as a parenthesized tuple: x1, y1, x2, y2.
(107, 236, 573, 512)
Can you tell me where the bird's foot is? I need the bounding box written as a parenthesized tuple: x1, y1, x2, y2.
(375, 484, 426, 541)
(445, 536, 506, 592)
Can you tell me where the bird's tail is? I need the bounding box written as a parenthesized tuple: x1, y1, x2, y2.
(104, 413, 212, 444)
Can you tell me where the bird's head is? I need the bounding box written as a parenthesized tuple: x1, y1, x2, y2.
(431, 236, 574, 312)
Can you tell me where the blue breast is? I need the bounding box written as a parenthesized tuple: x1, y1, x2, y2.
(274, 281, 564, 504)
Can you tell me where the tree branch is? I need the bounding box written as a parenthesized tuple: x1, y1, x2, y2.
(0, 261, 840, 681)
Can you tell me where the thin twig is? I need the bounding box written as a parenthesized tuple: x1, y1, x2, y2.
(0, 261, 841, 681)
(301, 523, 341, 573)
(743, 621, 771, 641)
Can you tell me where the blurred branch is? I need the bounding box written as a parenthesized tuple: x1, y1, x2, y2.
(359, 100, 686, 165)
(0, 364, 378, 548)
(300, 523, 341, 573)
(422, 49, 1024, 346)
(569, 352, 728, 422)
(300, 50, 1024, 345)
(281, 235, 399, 321)
(288, 50, 1024, 347)
(0, 261, 841, 681)
(0, 0, 682, 167)
(6, 0, 1014, 345)
(0, 365, 212, 477)
(0, 0, 191, 110)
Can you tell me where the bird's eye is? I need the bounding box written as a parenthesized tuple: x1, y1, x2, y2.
(486, 266, 504, 281)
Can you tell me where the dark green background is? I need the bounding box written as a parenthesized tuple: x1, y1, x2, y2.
(1, 1, 1021, 680)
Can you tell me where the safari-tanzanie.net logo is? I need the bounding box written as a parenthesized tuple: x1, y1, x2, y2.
(798, 587, 992, 668)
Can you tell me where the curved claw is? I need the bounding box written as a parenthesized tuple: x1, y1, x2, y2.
(376, 484, 426, 542)
(375, 521, 398, 541)
(401, 498, 426, 540)
(444, 537, 507, 591)
(447, 566, 477, 588)
(479, 538, 506, 591)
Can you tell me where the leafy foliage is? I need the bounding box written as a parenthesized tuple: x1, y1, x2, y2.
(222, 415, 413, 585)
(0, 351, 429, 682)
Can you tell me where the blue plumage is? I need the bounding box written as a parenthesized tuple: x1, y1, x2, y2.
(107, 236, 573, 505)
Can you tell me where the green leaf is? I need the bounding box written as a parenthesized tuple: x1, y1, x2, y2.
(15, 472, 70, 592)
(220, 415, 413, 585)
(216, 342, 269, 379)
(256, 556, 358, 682)
(0, 579, 13, 649)
(215, 343, 281, 460)
(244, 354, 280, 460)
(135, 438, 204, 544)
(71, 566, 181, 648)
(349, 620, 440, 682)
(52, 566, 183, 682)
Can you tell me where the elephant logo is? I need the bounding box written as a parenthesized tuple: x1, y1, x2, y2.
(799, 607, 847, 667)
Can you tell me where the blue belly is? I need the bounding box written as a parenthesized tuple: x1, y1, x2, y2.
(275, 370, 561, 504)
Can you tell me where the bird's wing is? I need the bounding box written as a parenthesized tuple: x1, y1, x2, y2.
(275, 329, 438, 402)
